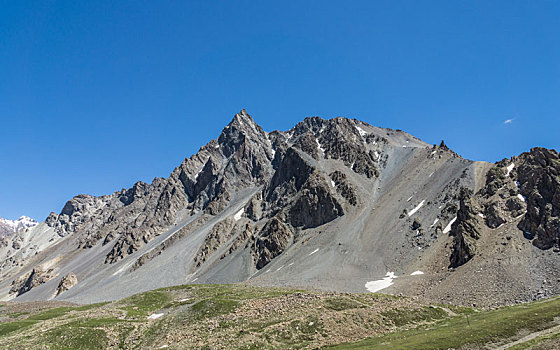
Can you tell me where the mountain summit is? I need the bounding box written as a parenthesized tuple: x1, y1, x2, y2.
(1, 110, 558, 308)
(0, 216, 37, 237)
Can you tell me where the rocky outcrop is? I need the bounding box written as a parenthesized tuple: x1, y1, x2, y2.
(329, 171, 358, 206)
(10, 266, 56, 296)
(253, 217, 292, 269)
(449, 188, 480, 267)
(447, 147, 559, 268)
(516, 148, 560, 249)
(56, 272, 78, 296)
(293, 132, 319, 160)
(194, 218, 235, 267)
(318, 118, 379, 179)
(288, 171, 344, 229)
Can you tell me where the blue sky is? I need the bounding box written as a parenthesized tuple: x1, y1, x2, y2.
(1, 1, 558, 220)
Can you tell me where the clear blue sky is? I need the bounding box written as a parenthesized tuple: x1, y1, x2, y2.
(1, 1, 558, 221)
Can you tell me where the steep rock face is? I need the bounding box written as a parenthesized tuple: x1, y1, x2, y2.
(10, 266, 56, 296)
(448, 147, 559, 268)
(253, 217, 292, 269)
(56, 272, 78, 296)
(318, 118, 379, 178)
(449, 188, 480, 267)
(194, 218, 235, 267)
(329, 170, 358, 206)
(288, 171, 343, 229)
(516, 148, 560, 249)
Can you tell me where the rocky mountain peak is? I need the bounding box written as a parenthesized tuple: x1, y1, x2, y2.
(0, 216, 38, 237)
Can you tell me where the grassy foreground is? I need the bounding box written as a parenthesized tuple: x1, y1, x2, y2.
(0, 284, 559, 349)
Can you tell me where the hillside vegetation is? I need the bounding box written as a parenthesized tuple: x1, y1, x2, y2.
(1, 284, 560, 349)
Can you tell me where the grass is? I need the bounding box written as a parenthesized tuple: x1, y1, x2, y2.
(189, 298, 239, 320)
(44, 323, 108, 350)
(118, 290, 171, 317)
(73, 302, 110, 312)
(0, 307, 75, 337)
(324, 297, 361, 311)
(508, 331, 560, 350)
(380, 306, 448, 327)
(3, 284, 560, 350)
(330, 297, 560, 349)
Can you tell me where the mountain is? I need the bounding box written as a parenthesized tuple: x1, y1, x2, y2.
(0, 216, 37, 237)
(0, 110, 558, 308)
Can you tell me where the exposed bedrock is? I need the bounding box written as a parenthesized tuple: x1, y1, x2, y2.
(253, 217, 293, 269)
(516, 148, 560, 249)
(449, 188, 480, 268)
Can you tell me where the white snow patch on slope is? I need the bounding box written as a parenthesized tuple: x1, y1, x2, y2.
(430, 218, 439, 227)
(478, 213, 485, 218)
(410, 271, 424, 276)
(356, 126, 367, 137)
(148, 313, 164, 320)
(443, 216, 457, 234)
(517, 194, 526, 202)
(234, 208, 244, 221)
(407, 195, 414, 202)
(331, 180, 336, 188)
(309, 248, 319, 256)
(408, 200, 425, 217)
(112, 261, 135, 276)
(506, 163, 515, 177)
(316, 138, 325, 154)
(365, 272, 397, 293)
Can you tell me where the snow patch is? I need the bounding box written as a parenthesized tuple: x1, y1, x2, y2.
(316, 138, 325, 154)
(234, 208, 244, 221)
(331, 180, 336, 188)
(506, 163, 515, 177)
(428, 171, 434, 177)
(408, 200, 425, 217)
(443, 216, 457, 234)
(431, 150, 437, 155)
(365, 272, 397, 293)
(478, 213, 485, 218)
(410, 271, 424, 276)
(407, 195, 414, 202)
(517, 194, 526, 202)
(430, 218, 439, 227)
(112, 261, 134, 276)
(148, 313, 164, 320)
(356, 126, 367, 137)
(309, 248, 319, 256)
